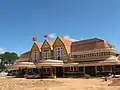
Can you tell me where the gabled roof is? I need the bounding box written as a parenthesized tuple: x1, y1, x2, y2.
(34, 41, 42, 51)
(72, 38, 104, 45)
(41, 40, 54, 50)
(58, 37, 72, 54)
(46, 40, 54, 49)
(59, 37, 72, 46)
(46, 40, 54, 47)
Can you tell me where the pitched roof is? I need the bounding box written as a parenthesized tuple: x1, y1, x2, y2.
(72, 38, 104, 45)
(58, 37, 72, 54)
(13, 62, 36, 68)
(19, 51, 30, 59)
(46, 40, 54, 49)
(16, 51, 30, 62)
(34, 41, 42, 51)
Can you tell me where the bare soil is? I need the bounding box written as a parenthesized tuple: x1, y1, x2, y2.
(0, 77, 120, 90)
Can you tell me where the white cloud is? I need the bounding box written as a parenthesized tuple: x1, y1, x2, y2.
(48, 34, 57, 39)
(0, 48, 6, 54)
(63, 36, 78, 41)
(47, 34, 92, 42)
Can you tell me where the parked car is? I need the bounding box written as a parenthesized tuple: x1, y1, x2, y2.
(24, 73, 40, 79)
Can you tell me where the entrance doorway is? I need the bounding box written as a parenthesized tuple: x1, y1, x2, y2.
(85, 66, 96, 76)
(56, 67, 63, 77)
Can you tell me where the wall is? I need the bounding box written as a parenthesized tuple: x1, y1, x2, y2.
(53, 37, 69, 60)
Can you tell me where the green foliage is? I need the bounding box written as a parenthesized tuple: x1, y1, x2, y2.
(0, 63, 6, 71)
(1, 52, 19, 62)
(0, 52, 19, 70)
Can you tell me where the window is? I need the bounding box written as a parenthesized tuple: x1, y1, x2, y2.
(42, 50, 50, 59)
(88, 54, 90, 57)
(116, 65, 120, 68)
(97, 66, 103, 72)
(83, 55, 85, 58)
(54, 47, 63, 60)
(71, 67, 73, 71)
(47, 68, 50, 72)
(77, 55, 80, 58)
(86, 54, 88, 57)
(92, 53, 94, 56)
(79, 55, 81, 58)
(107, 52, 110, 55)
(101, 52, 104, 56)
(94, 53, 97, 56)
(42, 68, 51, 73)
(99, 52, 102, 56)
(96, 53, 99, 56)
(32, 51, 40, 63)
(70, 67, 78, 71)
(104, 52, 106, 55)
(84, 54, 87, 58)
(81, 55, 83, 58)
(65, 67, 70, 72)
(78, 67, 84, 72)
(74, 55, 77, 58)
(104, 66, 112, 71)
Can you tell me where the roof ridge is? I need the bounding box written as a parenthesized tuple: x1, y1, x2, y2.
(72, 37, 104, 45)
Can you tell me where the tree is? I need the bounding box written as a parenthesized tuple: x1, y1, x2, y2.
(0, 52, 19, 70)
(2, 52, 19, 64)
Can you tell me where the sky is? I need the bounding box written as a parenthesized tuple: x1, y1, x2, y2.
(0, 0, 120, 55)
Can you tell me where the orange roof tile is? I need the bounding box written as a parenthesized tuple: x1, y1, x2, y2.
(19, 51, 30, 59)
(16, 51, 30, 62)
(59, 37, 72, 46)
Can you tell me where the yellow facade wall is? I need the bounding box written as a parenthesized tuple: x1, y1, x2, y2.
(30, 42, 41, 61)
(31, 43, 40, 51)
(41, 40, 52, 59)
(53, 37, 69, 60)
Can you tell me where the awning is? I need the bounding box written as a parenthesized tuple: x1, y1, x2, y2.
(39, 59, 63, 63)
(13, 62, 36, 68)
(36, 59, 63, 67)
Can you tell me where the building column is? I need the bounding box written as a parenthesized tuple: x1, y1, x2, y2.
(102, 66, 104, 72)
(95, 66, 97, 77)
(39, 68, 41, 76)
(83, 66, 85, 75)
(41, 66, 43, 77)
(51, 66, 53, 75)
(54, 67, 56, 75)
(112, 65, 115, 74)
(63, 66, 65, 77)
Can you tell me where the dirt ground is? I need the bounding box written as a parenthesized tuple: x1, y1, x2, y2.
(0, 77, 120, 90)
